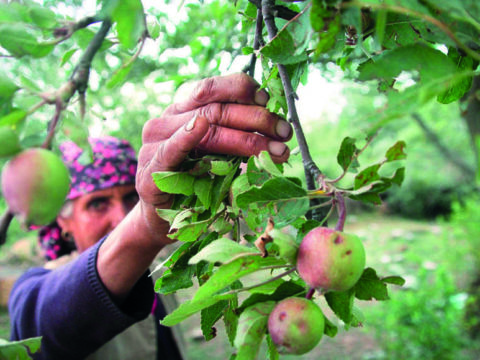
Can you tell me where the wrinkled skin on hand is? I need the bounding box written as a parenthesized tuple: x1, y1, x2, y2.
(135, 73, 293, 239)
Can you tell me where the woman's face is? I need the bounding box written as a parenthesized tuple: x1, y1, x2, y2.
(57, 184, 139, 253)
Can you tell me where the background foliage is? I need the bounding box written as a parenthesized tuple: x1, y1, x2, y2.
(0, 0, 479, 359)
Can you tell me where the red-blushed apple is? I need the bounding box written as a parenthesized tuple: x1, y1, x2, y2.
(268, 297, 324, 354)
(297, 227, 365, 292)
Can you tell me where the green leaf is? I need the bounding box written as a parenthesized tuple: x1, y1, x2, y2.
(236, 177, 307, 209)
(266, 334, 280, 360)
(260, 7, 311, 65)
(354, 268, 389, 301)
(0, 126, 21, 157)
(358, 44, 457, 84)
(325, 289, 355, 324)
(0, 23, 53, 58)
(193, 255, 286, 303)
(152, 171, 195, 196)
(381, 275, 406, 286)
(337, 137, 359, 172)
(155, 267, 194, 295)
(314, 14, 341, 55)
(161, 293, 235, 326)
(189, 238, 257, 265)
(146, 15, 161, 39)
(269, 229, 298, 264)
(247, 278, 287, 295)
(223, 296, 239, 346)
(254, 151, 283, 177)
(234, 302, 276, 360)
(246, 156, 269, 185)
(0, 337, 42, 360)
(239, 281, 306, 313)
(168, 217, 211, 242)
(0, 72, 19, 98)
(151, 242, 193, 274)
(103, 0, 146, 49)
(210, 160, 235, 175)
(60, 48, 79, 66)
(106, 63, 133, 89)
(194, 177, 214, 209)
(438, 48, 475, 104)
(0, 110, 27, 127)
(349, 192, 382, 205)
(323, 314, 338, 338)
(354, 164, 381, 189)
(201, 300, 228, 341)
(385, 141, 407, 161)
(155, 208, 180, 225)
(28, 5, 57, 28)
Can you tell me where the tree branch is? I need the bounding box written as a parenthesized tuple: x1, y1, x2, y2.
(261, 0, 325, 221)
(412, 113, 475, 179)
(243, 8, 264, 77)
(249, 0, 298, 21)
(71, 19, 112, 94)
(50, 15, 103, 45)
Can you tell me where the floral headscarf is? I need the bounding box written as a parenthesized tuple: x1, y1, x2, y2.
(38, 136, 138, 260)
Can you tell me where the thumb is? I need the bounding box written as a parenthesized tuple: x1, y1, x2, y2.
(153, 114, 209, 172)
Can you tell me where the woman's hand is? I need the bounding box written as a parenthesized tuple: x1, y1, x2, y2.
(98, 73, 292, 298)
(136, 73, 292, 223)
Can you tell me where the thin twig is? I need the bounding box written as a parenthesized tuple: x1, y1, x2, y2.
(305, 287, 315, 300)
(334, 192, 346, 231)
(243, 8, 264, 77)
(42, 99, 64, 150)
(49, 15, 103, 45)
(226, 267, 296, 294)
(0, 212, 14, 246)
(330, 131, 379, 184)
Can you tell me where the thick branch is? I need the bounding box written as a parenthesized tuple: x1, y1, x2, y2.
(249, 0, 298, 21)
(71, 19, 112, 94)
(52, 15, 103, 44)
(412, 113, 475, 179)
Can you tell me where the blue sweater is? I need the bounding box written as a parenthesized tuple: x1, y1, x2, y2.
(8, 239, 182, 359)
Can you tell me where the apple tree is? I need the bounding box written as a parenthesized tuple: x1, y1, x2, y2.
(0, 0, 479, 359)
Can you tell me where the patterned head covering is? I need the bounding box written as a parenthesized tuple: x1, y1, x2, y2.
(38, 136, 138, 260)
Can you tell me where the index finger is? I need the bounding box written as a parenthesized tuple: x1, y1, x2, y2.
(164, 73, 269, 115)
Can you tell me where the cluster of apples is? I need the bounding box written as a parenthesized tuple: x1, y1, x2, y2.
(268, 227, 365, 354)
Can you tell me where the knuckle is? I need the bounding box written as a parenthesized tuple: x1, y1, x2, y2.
(192, 77, 217, 104)
(243, 134, 262, 155)
(198, 125, 220, 149)
(198, 103, 222, 124)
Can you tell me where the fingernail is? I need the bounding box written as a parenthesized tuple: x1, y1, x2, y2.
(276, 120, 292, 139)
(268, 141, 287, 157)
(185, 115, 197, 131)
(255, 90, 269, 106)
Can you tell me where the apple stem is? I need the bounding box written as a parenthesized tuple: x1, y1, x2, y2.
(335, 192, 346, 232)
(306, 287, 315, 300)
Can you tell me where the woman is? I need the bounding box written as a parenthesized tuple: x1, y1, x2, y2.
(8, 73, 292, 359)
